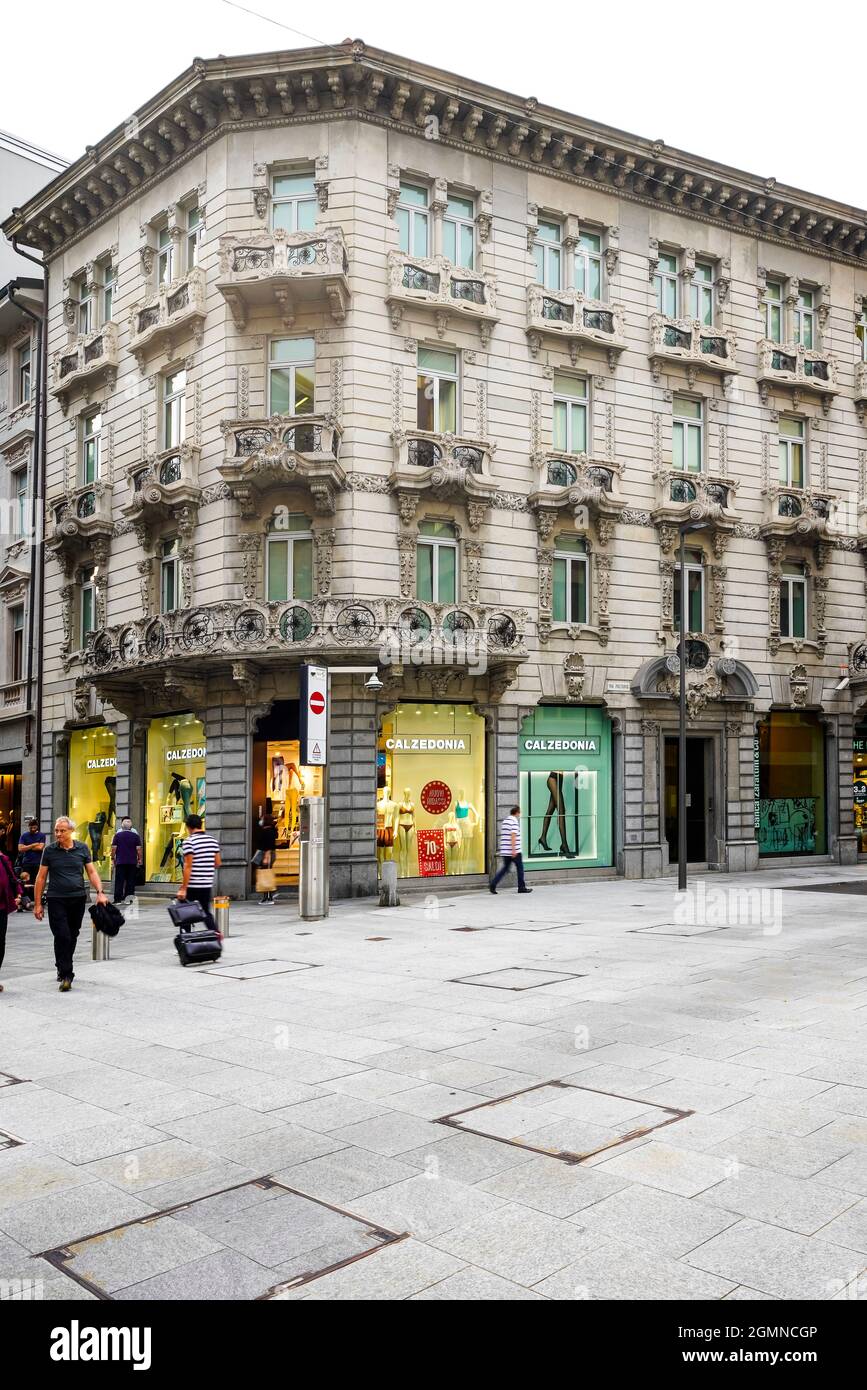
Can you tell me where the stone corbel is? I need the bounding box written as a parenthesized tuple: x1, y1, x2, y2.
(164, 669, 207, 707)
(232, 660, 260, 704)
(386, 164, 401, 219)
(564, 652, 585, 702)
(465, 499, 489, 534)
(534, 507, 558, 542)
(314, 528, 335, 596)
(238, 534, 260, 600)
(395, 490, 419, 527)
(604, 226, 620, 279)
(252, 164, 270, 221)
(817, 283, 831, 334)
(756, 265, 768, 312)
(715, 257, 731, 306)
(788, 662, 809, 709)
(72, 679, 92, 722)
(526, 202, 539, 252)
(648, 237, 660, 283)
(477, 190, 493, 244)
(314, 154, 329, 212)
(431, 176, 449, 237)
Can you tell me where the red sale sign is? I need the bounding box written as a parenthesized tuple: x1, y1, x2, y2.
(420, 780, 452, 816)
(417, 827, 446, 877)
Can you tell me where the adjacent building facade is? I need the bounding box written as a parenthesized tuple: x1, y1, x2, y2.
(4, 41, 867, 898)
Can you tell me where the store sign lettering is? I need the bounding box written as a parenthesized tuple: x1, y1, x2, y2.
(85, 758, 117, 771)
(166, 747, 206, 763)
(385, 738, 469, 752)
(522, 738, 599, 753)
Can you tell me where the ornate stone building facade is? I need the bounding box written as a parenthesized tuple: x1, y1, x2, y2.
(4, 41, 867, 896)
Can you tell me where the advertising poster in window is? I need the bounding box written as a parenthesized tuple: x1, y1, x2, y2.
(67, 725, 117, 881)
(145, 713, 207, 882)
(518, 706, 612, 871)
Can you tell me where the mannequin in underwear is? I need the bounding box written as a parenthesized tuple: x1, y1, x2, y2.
(538, 770, 576, 858)
(376, 788, 398, 868)
(396, 788, 416, 877)
(442, 811, 462, 875)
(454, 788, 480, 872)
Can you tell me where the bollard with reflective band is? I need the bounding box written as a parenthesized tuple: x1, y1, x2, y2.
(299, 796, 328, 920)
(214, 895, 230, 937)
(91, 924, 110, 961)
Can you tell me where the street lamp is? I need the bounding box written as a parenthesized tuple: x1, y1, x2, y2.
(676, 520, 709, 892)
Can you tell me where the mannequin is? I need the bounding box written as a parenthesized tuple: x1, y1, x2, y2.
(454, 788, 480, 872)
(285, 762, 304, 833)
(396, 787, 416, 877)
(88, 810, 108, 862)
(442, 812, 462, 875)
(538, 770, 576, 858)
(376, 788, 398, 869)
(104, 776, 117, 826)
(169, 771, 193, 819)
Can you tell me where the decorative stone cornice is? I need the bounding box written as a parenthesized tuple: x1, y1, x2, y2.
(6, 43, 865, 267)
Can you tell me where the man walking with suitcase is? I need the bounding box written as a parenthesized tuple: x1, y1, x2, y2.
(33, 816, 108, 991)
(176, 815, 221, 930)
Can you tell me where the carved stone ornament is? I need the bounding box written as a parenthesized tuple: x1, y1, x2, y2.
(789, 662, 809, 708)
(564, 652, 585, 703)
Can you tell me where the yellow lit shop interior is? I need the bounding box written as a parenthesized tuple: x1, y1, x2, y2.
(67, 725, 118, 882)
(146, 714, 206, 883)
(377, 704, 486, 879)
(251, 701, 323, 887)
(0, 767, 22, 861)
(855, 728, 867, 852)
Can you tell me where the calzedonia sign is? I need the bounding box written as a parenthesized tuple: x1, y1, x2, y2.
(385, 737, 470, 752)
(166, 747, 206, 763)
(522, 737, 599, 753)
(85, 758, 117, 771)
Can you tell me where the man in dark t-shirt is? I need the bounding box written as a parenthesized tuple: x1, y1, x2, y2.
(34, 816, 107, 991)
(18, 819, 45, 874)
(111, 818, 143, 904)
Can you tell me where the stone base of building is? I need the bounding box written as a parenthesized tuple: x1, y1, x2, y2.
(620, 844, 666, 879)
(723, 839, 761, 874)
(330, 857, 379, 900)
(834, 834, 860, 866)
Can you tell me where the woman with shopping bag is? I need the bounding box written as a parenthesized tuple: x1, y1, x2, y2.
(255, 813, 278, 905)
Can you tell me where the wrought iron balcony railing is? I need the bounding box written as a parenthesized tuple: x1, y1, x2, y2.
(123, 442, 201, 529)
(216, 226, 350, 329)
(386, 252, 498, 345)
(47, 479, 113, 553)
(219, 413, 345, 515)
(128, 267, 206, 364)
(50, 322, 118, 404)
(760, 484, 836, 539)
(757, 339, 837, 410)
(649, 313, 737, 385)
(526, 285, 625, 368)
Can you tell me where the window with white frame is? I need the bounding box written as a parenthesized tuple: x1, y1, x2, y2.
(443, 192, 475, 269)
(779, 417, 806, 488)
(271, 170, 316, 233)
(858, 304, 867, 361)
(553, 374, 589, 454)
(654, 251, 679, 317)
(267, 512, 313, 601)
(575, 231, 603, 300)
(673, 548, 705, 633)
(553, 536, 589, 625)
(416, 346, 458, 433)
(268, 337, 314, 416)
(691, 261, 714, 325)
(534, 219, 562, 290)
(82, 409, 102, 484)
(15, 340, 31, 405)
(10, 603, 24, 682)
(780, 562, 807, 639)
(416, 520, 458, 603)
(159, 538, 179, 613)
(14, 466, 28, 537)
(765, 278, 784, 342)
(397, 181, 430, 258)
(101, 259, 116, 322)
(162, 369, 186, 449)
(673, 396, 703, 472)
(80, 569, 96, 647)
(185, 204, 203, 270)
(794, 286, 815, 348)
(157, 225, 174, 287)
(77, 273, 94, 335)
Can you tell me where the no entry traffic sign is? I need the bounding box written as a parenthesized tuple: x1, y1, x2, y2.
(300, 664, 328, 765)
(309, 691, 325, 716)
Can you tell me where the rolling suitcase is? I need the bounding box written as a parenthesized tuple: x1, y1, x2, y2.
(168, 898, 223, 966)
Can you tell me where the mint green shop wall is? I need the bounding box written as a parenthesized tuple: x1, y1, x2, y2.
(518, 706, 613, 871)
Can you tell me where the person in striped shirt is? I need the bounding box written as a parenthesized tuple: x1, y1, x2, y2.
(176, 815, 221, 930)
(489, 805, 533, 895)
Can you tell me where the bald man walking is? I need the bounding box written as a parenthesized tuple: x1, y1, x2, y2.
(34, 816, 107, 992)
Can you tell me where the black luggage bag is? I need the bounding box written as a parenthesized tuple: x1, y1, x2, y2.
(168, 898, 223, 966)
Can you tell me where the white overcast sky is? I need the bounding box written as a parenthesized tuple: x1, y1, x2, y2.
(4, 0, 866, 208)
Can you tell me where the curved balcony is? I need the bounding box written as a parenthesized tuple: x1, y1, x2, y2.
(759, 485, 835, 542)
(47, 480, 113, 559)
(128, 267, 206, 367)
(123, 443, 201, 535)
(219, 413, 345, 516)
(757, 339, 837, 412)
(386, 252, 498, 346)
(529, 453, 624, 542)
(50, 322, 118, 409)
(216, 226, 350, 330)
(651, 468, 739, 533)
(649, 313, 737, 388)
(856, 362, 867, 426)
(526, 285, 625, 369)
(390, 430, 497, 528)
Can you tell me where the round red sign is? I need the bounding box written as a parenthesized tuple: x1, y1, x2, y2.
(309, 691, 325, 715)
(420, 780, 452, 816)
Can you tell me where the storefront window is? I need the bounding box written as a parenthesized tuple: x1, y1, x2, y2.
(755, 711, 826, 856)
(853, 726, 867, 854)
(519, 706, 612, 870)
(251, 705, 323, 889)
(0, 766, 23, 861)
(67, 726, 117, 881)
(146, 714, 206, 882)
(377, 704, 486, 878)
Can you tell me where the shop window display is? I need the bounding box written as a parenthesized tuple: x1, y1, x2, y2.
(146, 714, 206, 882)
(854, 727, 867, 853)
(518, 706, 612, 871)
(377, 704, 486, 878)
(257, 739, 322, 887)
(67, 726, 117, 881)
(755, 711, 826, 856)
(0, 766, 23, 860)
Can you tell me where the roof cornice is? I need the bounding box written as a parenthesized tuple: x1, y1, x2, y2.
(4, 39, 866, 266)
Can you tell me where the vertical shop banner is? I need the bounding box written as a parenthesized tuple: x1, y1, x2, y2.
(300, 664, 328, 766)
(417, 827, 446, 877)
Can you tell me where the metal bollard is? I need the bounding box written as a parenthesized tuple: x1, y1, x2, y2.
(91, 925, 110, 961)
(214, 895, 230, 937)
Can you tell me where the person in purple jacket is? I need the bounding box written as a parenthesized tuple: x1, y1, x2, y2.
(110, 817, 143, 904)
(0, 848, 22, 994)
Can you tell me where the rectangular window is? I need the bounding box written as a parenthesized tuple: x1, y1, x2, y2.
(534, 220, 562, 290)
(673, 548, 704, 633)
(780, 563, 807, 639)
(14, 468, 28, 537)
(654, 251, 679, 317)
(268, 337, 315, 416)
(157, 226, 174, 286)
(794, 287, 814, 348)
(765, 279, 783, 342)
(267, 513, 313, 601)
(160, 538, 179, 614)
(552, 536, 589, 625)
(186, 205, 202, 269)
(691, 261, 714, 325)
(416, 520, 458, 603)
(397, 182, 430, 258)
(858, 307, 867, 362)
(272, 170, 317, 233)
(575, 231, 603, 300)
(82, 410, 102, 484)
(162, 369, 186, 449)
(779, 417, 806, 488)
(102, 260, 116, 323)
(16, 341, 31, 405)
(417, 346, 458, 433)
(80, 573, 96, 647)
(10, 604, 24, 682)
(673, 397, 703, 472)
(552, 374, 589, 454)
(78, 276, 93, 335)
(443, 192, 474, 269)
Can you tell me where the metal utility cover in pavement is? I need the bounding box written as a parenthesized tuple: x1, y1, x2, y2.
(450, 967, 583, 990)
(204, 960, 320, 979)
(436, 1080, 691, 1165)
(0, 1129, 23, 1150)
(0, 1071, 26, 1088)
(629, 923, 726, 937)
(40, 1177, 405, 1300)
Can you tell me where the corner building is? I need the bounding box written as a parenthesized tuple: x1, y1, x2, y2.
(5, 41, 867, 899)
